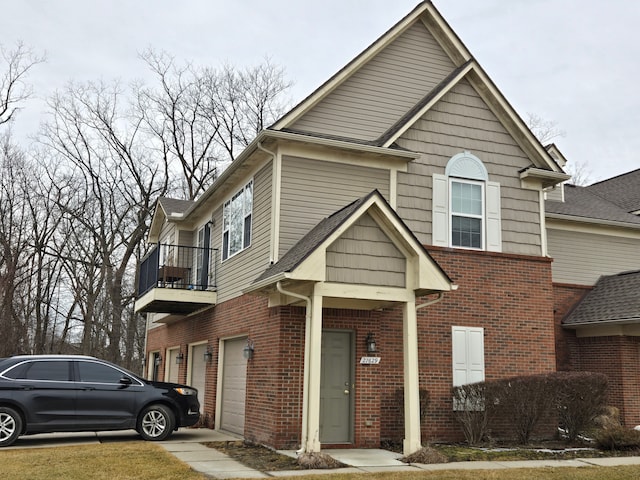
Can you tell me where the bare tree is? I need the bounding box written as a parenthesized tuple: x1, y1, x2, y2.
(526, 112, 566, 145)
(40, 80, 170, 364)
(0, 42, 44, 126)
(138, 50, 292, 199)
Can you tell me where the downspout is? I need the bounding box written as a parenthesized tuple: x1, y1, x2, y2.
(276, 281, 312, 454)
(539, 189, 548, 257)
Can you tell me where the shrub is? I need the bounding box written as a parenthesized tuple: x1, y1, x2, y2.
(297, 452, 346, 469)
(394, 388, 431, 420)
(594, 426, 640, 451)
(402, 445, 448, 464)
(492, 374, 555, 444)
(452, 382, 489, 445)
(552, 371, 608, 442)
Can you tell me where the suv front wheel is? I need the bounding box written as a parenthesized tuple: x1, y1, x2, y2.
(137, 404, 175, 441)
(0, 406, 22, 447)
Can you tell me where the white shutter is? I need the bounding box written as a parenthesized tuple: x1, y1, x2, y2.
(432, 174, 449, 247)
(451, 326, 485, 386)
(467, 328, 485, 383)
(485, 181, 502, 252)
(452, 327, 469, 386)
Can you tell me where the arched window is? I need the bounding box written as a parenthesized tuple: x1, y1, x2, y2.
(432, 152, 502, 251)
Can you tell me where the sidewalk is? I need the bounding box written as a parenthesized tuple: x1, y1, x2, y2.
(157, 430, 640, 479)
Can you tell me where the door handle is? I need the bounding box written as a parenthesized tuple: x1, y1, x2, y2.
(344, 389, 350, 395)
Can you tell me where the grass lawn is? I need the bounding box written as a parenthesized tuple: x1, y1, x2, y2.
(2, 441, 640, 480)
(0, 442, 207, 480)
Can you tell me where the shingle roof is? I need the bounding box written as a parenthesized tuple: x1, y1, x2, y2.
(158, 197, 194, 217)
(546, 184, 640, 225)
(587, 169, 640, 213)
(563, 270, 640, 326)
(253, 193, 374, 284)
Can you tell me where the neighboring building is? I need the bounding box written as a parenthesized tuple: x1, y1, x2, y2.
(134, 1, 637, 454)
(547, 169, 640, 427)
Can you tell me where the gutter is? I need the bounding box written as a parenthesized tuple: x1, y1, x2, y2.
(276, 281, 312, 455)
(177, 129, 420, 220)
(563, 317, 640, 329)
(546, 213, 640, 230)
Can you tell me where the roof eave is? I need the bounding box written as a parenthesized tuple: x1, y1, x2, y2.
(520, 168, 571, 189)
(546, 212, 640, 230)
(564, 317, 640, 329)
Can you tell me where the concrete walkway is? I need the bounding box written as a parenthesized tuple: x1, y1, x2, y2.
(6, 428, 640, 479)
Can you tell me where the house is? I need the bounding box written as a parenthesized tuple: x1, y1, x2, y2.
(546, 168, 640, 426)
(134, 1, 639, 455)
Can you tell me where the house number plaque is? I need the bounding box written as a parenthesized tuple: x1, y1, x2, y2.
(360, 356, 380, 364)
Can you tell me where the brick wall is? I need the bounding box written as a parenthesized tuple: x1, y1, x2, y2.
(552, 283, 591, 370)
(146, 248, 557, 448)
(552, 283, 640, 428)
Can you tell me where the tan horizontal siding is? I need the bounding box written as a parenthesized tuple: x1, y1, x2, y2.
(215, 162, 272, 302)
(279, 156, 389, 258)
(290, 22, 456, 140)
(396, 79, 541, 255)
(547, 228, 640, 285)
(327, 213, 406, 287)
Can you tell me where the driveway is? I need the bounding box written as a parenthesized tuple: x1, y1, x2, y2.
(2, 428, 238, 450)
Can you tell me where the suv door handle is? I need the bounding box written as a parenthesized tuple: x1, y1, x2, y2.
(82, 387, 95, 391)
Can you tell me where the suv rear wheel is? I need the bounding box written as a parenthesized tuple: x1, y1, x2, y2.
(137, 404, 175, 441)
(0, 407, 22, 447)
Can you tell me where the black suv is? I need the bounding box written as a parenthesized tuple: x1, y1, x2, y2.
(0, 355, 200, 447)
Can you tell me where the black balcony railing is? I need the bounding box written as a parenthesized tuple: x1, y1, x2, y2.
(137, 244, 218, 297)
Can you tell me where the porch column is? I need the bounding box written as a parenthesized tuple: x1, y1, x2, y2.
(305, 288, 323, 453)
(403, 299, 422, 455)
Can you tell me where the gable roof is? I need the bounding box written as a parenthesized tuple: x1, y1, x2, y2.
(148, 197, 196, 243)
(270, 1, 563, 175)
(546, 184, 640, 228)
(249, 190, 454, 294)
(586, 169, 640, 214)
(563, 270, 640, 326)
(158, 197, 194, 217)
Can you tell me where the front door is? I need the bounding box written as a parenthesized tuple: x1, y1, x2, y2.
(320, 330, 353, 443)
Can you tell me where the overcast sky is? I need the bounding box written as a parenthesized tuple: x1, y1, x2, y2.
(3, 0, 639, 183)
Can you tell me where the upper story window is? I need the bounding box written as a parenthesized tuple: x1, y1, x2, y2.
(222, 180, 253, 261)
(432, 152, 502, 252)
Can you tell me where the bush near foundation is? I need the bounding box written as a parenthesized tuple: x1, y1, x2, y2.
(451, 381, 491, 445)
(452, 371, 609, 445)
(594, 426, 640, 451)
(552, 371, 608, 442)
(491, 373, 556, 445)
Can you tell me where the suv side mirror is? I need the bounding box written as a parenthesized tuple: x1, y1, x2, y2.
(119, 376, 133, 385)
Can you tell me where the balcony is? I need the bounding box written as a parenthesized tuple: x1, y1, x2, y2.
(134, 244, 218, 316)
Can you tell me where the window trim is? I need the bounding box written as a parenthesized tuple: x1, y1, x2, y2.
(221, 180, 253, 261)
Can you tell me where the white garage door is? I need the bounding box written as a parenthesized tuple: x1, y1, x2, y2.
(190, 343, 207, 413)
(220, 337, 247, 435)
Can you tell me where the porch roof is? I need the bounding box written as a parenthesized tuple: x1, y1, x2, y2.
(247, 190, 454, 297)
(563, 270, 640, 327)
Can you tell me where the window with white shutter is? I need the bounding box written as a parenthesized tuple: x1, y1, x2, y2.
(432, 152, 501, 252)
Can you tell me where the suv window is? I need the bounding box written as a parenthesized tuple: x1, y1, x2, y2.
(5, 360, 72, 381)
(77, 361, 128, 384)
